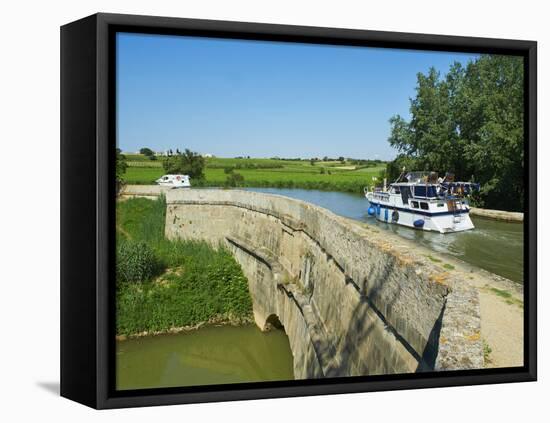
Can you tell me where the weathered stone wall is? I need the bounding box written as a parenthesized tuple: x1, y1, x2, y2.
(164, 189, 483, 378)
(469, 207, 523, 222)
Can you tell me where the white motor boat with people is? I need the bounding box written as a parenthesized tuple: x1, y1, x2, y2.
(155, 174, 191, 188)
(364, 170, 480, 233)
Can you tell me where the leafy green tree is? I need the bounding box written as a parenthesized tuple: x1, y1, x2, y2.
(162, 149, 205, 180)
(139, 147, 154, 157)
(387, 55, 524, 211)
(116, 148, 128, 184)
(456, 55, 524, 210)
(385, 154, 418, 182)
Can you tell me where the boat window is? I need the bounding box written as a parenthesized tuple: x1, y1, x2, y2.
(411, 201, 419, 208)
(420, 202, 429, 210)
(393, 186, 401, 194)
(401, 186, 411, 204)
(437, 203, 444, 207)
(427, 186, 437, 197)
(414, 186, 426, 197)
(413, 185, 437, 198)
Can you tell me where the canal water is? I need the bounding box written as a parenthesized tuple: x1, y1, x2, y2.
(116, 324, 294, 390)
(247, 188, 524, 284)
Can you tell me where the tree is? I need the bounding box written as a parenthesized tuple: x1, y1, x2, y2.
(139, 147, 154, 157)
(387, 55, 524, 211)
(338, 156, 345, 163)
(385, 154, 419, 182)
(116, 148, 128, 189)
(225, 172, 244, 187)
(162, 149, 205, 180)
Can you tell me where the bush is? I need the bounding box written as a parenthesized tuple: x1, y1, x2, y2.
(225, 172, 245, 187)
(140, 147, 154, 157)
(162, 149, 205, 180)
(116, 240, 162, 283)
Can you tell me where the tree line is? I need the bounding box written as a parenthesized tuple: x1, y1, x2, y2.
(386, 54, 524, 212)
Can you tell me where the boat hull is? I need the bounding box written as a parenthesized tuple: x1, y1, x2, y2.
(367, 200, 475, 233)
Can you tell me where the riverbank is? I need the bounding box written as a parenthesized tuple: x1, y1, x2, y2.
(116, 196, 253, 336)
(115, 315, 254, 341)
(470, 206, 524, 222)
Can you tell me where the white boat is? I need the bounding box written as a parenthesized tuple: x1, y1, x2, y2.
(364, 171, 480, 233)
(155, 174, 191, 188)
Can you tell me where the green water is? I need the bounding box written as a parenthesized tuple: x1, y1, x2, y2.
(116, 324, 294, 390)
(247, 188, 524, 283)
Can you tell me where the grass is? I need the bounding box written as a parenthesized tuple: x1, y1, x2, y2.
(122, 155, 386, 194)
(489, 287, 512, 299)
(425, 255, 454, 270)
(487, 286, 524, 309)
(426, 255, 442, 263)
(116, 196, 253, 336)
(483, 339, 492, 364)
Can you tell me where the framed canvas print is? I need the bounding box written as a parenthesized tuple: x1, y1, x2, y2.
(60, 13, 537, 409)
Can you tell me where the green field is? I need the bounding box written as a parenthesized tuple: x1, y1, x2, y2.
(122, 155, 386, 194)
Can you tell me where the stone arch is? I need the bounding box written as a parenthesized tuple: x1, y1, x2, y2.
(263, 313, 284, 332)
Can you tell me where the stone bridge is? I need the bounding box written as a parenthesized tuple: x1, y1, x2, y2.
(162, 189, 483, 378)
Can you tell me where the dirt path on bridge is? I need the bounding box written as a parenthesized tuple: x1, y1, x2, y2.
(478, 290, 523, 367)
(423, 251, 524, 368)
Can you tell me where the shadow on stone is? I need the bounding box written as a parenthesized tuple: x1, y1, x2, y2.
(417, 303, 445, 372)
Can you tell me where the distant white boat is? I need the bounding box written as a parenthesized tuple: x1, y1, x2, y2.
(156, 174, 191, 188)
(364, 171, 480, 233)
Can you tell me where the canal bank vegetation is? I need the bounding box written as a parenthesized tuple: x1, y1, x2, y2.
(484, 286, 524, 309)
(386, 55, 524, 212)
(116, 196, 253, 336)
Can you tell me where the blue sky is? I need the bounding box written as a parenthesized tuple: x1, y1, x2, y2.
(117, 33, 478, 160)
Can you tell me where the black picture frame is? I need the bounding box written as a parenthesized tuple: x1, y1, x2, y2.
(60, 12, 537, 409)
